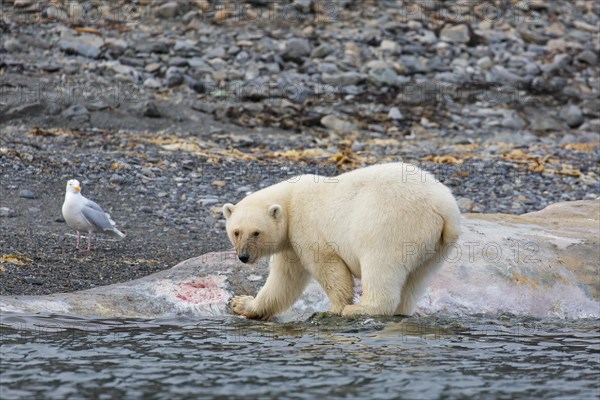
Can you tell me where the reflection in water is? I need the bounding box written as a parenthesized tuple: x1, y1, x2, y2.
(1, 313, 599, 399)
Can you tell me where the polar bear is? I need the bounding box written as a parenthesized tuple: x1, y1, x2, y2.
(223, 162, 460, 320)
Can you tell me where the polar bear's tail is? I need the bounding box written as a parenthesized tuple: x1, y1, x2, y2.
(437, 191, 462, 246)
(441, 208, 461, 246)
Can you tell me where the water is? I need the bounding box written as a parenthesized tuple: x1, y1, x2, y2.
(1, 313, 599, 399)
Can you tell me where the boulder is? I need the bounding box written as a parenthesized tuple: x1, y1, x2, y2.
(1, 200, 598, 320)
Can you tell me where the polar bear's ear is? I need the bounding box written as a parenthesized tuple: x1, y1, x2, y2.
(268, 204, 283, 221)
(223, 203, 235, 219)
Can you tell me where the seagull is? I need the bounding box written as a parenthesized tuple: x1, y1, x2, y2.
(62, 179, 125, 251)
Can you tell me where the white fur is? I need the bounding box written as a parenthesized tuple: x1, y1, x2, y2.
(223, 162, 461, 319)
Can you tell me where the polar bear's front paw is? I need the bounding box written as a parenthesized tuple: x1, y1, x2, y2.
(231, 296, 271, 320)
(231, 295, 255, 316)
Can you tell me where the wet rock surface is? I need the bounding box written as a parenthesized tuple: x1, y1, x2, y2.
(0, 1, 598, 296)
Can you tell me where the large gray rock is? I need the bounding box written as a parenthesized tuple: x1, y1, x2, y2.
(1, 201, 598, 320)
(3, 38, 22, 53)
(576, 50, 598, 65)
(61, 105, 91, 122)
(440, 24, 471, 44)
(58, 32, 104, 59)
(560, 105, 584, 128)
(527, 108, 567, 131)
(282, 38, 311, 63)
(322, 72, 364, 86)
(155, 2, 181, 19)
(320, 115, 357, 133)
(368, 67, 398, 87)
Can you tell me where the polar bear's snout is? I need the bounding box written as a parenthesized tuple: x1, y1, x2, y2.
(236, 241, 262, 264)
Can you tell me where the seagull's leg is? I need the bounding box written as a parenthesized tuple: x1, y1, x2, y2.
(87, 233, 93, 252)
(76, 231, 81, 250)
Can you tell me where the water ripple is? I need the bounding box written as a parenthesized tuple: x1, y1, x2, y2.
(1, 313, 599, 399)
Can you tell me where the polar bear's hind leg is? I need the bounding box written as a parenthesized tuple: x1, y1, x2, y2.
(342, 256, 408, 316)
(395, 252, 444, 316)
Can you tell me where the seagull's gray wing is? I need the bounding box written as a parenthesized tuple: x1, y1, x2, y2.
(85, 199, 105, 213)
(81, 204, 115, 231)
(85, 198, 117, 225)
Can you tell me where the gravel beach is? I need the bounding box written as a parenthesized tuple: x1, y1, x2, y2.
(1, 0, 598, 296)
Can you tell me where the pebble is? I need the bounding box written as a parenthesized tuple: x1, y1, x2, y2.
(318, 63, 338, 74)
(320, 115, 357, 133)
(145, 63, 162, 73)
(576, 50, 598, 65)
(477, 57, 493, 70)
(102, 61, 140, 82)
(380, 39, 400, 53)
(120, 57, 145, 68)
(388, 107, 404, 121)
(62, 105, 91, 122)
(109, 174, 127, 185)
(560, 105, 584, 128)
(58, 32, 104, 59)
(14, 0, 36, 8)
(155, 2, 181, 19)
(235, 51, 249, 63)
(40, 63, 61, 73)
(311, 44, 333, 59)
(490, 65, 529, 84)
(282, 38, 311, 63)
(200, 199, 220, 207)
(501, 111, 527, 130)
(24, 277, 44, 286)
(46, 103, 63, 115)
(0, 207, 17, 218)
(140, 101, 161, 118)
(541, 54, 571, 74)
(4, 38, 22, 52)
(63, 62, 80, 74)
(6, 104, 45, 119)
(235, 186, 252, 193)
(440, 24, 471, 44)
(205, 47, 226, 59)
(368, 67, 398, 87)
(144, 78, 162, 89)
(173, 40, 198, 55)
(322, 72, 364, 86)
(527, 110, 565, 131)
(18, 189, 36, 199)
(105, 38, 128, 56)
(166, 68, 184, 87)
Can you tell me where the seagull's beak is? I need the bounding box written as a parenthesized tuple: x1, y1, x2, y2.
(75, 186, 81, 192)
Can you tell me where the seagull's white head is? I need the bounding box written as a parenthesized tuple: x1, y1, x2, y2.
(66, 179, 81, 194)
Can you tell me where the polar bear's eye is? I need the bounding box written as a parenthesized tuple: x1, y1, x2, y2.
(234, 231, 240, 237)
(253, 231, 260, 237)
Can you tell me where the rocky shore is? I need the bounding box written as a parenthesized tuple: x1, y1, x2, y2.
(1, 0, 598, 296)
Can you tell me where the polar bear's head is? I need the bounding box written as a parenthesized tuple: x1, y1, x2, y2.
(222, 202, 286, 264)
